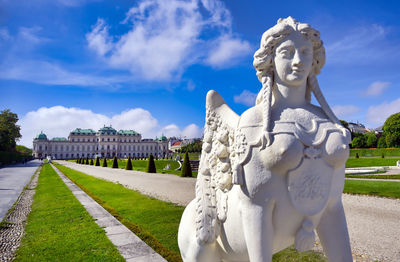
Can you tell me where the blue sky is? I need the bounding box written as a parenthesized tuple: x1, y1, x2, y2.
(1, 0, 400, 147)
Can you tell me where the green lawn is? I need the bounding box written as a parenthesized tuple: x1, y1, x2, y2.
(344, 179, 400, 199)
(345, 157, 400, 167)
(14, 164, 124, 262)
(55, 163, 326, 262)
(54, 163, 184, 262)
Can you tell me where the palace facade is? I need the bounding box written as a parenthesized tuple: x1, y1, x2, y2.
(32, 126, 169, 159)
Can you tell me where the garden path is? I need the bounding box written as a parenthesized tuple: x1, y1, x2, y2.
(0, 160, 41, 222)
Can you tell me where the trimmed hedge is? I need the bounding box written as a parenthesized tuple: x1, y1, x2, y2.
(0, 151, 32, 166)
(181, 151, 192, 177)
(350, 148, 400, 157)
(146, 154, 156, 173)
(112, 156, 118, 168)
(125, 156, 133, 170)
(95, 157, 100, 166)
(102, 158, 108, 167)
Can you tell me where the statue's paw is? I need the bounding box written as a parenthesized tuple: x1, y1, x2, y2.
(294, 229, 315, 252)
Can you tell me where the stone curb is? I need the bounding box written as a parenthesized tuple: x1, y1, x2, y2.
(50, 164, 166, 262)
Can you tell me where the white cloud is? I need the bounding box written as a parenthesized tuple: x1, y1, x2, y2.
(182, 123, 202, 138)
(0, 27, 11, 41)
(206, 34, 251, 67)
(86, 19, 113, 56)
(57, 0, 100, 7)
(0, 59, 131, 87)
(366, 98, 400, 126)
(234, 90, 257, 106)
(86, 0, 250, 81)
(363, 81, 390, 96)
(18, 106, 201, 147)
(160, 123, 202, 138)
(332, 105, 361, 118)
(325, 24, 394, 64)
(187, 80, 195, 91)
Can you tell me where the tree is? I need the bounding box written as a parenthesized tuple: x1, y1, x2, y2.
(16, 145, 32, 155)
(0, 109, 22, 152)
(383, 112, 400, 147)
(90, 158, 94, 165)
(377, 136, 386, 148)
(181, 151, 192, 177)
(126, 156, 133, 170)
(102, 157, 108, 167)
(112, 156, 118, 168)
(365, 132, 377, 148)
(146, 154, 156, 173)
(352, 134, 366, 148)
(95, 157, 100, 166)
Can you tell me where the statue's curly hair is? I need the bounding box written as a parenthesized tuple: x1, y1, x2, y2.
(252, 17, 339, 149)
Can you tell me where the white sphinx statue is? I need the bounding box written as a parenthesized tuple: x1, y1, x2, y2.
(178, 17, 353, 262)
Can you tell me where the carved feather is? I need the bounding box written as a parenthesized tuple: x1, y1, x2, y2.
(195, 90, 239, 244)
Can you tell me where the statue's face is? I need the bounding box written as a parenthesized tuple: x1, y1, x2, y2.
(273, 31, 313, 87)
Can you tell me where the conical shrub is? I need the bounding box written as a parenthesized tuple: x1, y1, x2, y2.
(146, 154, 156, 173)
(126, 156, 133, 170)
(95, 157, 100, 166)
(181, 151, 192, 177)
(76, 158, 79, 163)
(90, 158, 94, 165)
(102, 157, 108, 167)
(86, 157, 89, 165)
(112, 156, 118, 168)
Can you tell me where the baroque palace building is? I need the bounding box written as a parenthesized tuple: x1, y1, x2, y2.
(32, 126, 169, 159)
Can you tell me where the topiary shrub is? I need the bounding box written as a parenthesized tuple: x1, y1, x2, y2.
(146, 154, 156, 173)
(95, 157, 100, 166)
(112, 156, 118, 168)
(76, 158, 79, 164)
(181, 151, 192, 177)
(80, 158, 84, 164)
(381, 152, 385, 158)
(355, 153, 359, 158)
(85, 157, 89, 165)
(126, 156, 133, 170)
(90, 158, 94, 165)
(102, 157, 108, 167)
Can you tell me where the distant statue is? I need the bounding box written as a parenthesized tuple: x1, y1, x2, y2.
(178, 17, 352, 262)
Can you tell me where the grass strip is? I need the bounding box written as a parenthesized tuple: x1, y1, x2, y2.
(346, 158, 400, 167)
(14, 164, 124, 262)
(54, 163, 183, 262)
(55, 163, 326, 262)
(346, 174, 400, 179)
(344, 179, 400, 199)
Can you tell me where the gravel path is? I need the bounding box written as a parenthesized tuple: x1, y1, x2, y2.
(0, 165, 40, 262)
(57, 161, 400, 261)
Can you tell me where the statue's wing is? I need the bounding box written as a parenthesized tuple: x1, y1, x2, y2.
(195, 90, 239, 245)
